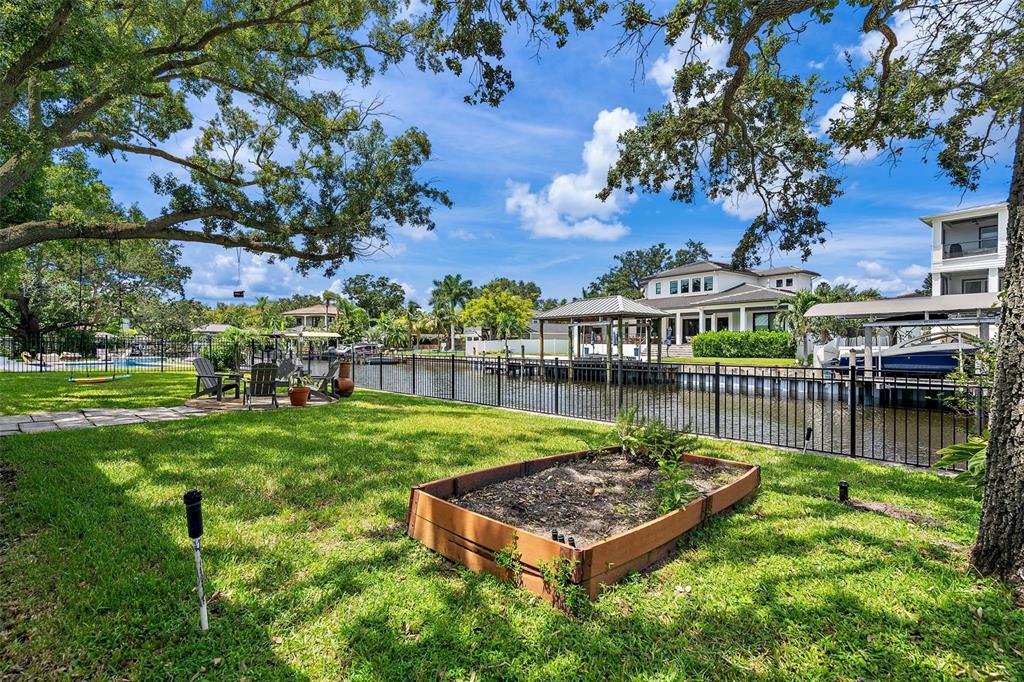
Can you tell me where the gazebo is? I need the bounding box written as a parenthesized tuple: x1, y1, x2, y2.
(534, 296, 669, 387)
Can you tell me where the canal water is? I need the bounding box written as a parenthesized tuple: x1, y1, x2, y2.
(352, 357, 976, 468)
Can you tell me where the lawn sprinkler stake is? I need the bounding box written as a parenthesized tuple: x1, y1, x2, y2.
(183, 489, 208, 631)
(802, 427, 813, 454)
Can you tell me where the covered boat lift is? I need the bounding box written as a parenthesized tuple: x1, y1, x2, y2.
(533, 296, 668, 398)
(805, 292, 1000, 372)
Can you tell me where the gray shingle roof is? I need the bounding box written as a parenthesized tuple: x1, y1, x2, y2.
(640, 260, 749, 283)
(638, 284, 792, 310)
(535, 295, 668, 320)
(754, 265, 821, 277)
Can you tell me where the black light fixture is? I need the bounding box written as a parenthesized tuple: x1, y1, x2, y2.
(838, 480, 850, 503)
(183, 489, 209, 631)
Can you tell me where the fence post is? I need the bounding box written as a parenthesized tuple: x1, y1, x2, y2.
(160, 337, 165, 372)
(975, 384, 985, 435)
(553, 357, 560, 414)
(451, 353, 456, 400)
(714, 361, 721, 438)
(497, 355, 502, 407)
(379, 350, 384, 389)
(848, 363, 858, 457)
(412, 353, 416, 395)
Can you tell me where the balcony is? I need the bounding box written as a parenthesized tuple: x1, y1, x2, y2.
(942, 239, 998, 259)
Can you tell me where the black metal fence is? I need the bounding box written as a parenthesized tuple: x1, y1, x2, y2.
(0, 332, 342, 375)
(2, 332, 982, 469)
(353, 354, 984, 469)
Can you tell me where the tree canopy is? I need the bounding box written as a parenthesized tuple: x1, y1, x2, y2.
(585, 240, 712, 298)
(461, 290, 533, 341)
(341, 274, 405, 318)
(0, 0, 604, 269)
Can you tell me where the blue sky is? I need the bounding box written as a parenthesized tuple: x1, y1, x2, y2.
(92, 8, 1013, 306)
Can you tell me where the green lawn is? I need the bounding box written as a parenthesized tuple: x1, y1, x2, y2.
(664, 356, 799, 366)
(0, 372, 195, 415)
(1, 390, 1021, 680)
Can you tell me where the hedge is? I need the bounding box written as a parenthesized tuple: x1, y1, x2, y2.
(691, 330, 796, 359)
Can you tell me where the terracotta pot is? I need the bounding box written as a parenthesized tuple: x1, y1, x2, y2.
(335, 377, 355, 398)
(288, 386, 310, 407)
(338, 361, 352, 379)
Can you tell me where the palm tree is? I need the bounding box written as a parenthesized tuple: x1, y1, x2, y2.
(403, 301, 423, 351)
(430, 274, 474, 350)
(776, 289, 821, 364)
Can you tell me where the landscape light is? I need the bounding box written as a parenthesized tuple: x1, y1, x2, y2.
(183, 489, 209, 631)
(838, 481, 849, 503)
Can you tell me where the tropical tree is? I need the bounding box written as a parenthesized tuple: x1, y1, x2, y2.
(594, 0, 1022, 589)
(430, 274, 474, 349)
(402, 301, 424, 351)
(367, 313, 406, 349)
(775, 290, 821, 364)
(327, 296, 370, 343)
(461, 291, 533, 347)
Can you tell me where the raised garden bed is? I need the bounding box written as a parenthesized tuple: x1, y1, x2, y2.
(406, 446, 760, 605)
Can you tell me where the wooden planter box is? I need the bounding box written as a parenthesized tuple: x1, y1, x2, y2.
(407, 447, 760, 604)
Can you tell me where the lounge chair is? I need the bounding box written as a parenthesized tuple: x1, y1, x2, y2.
(305, 359, 340, 402)
(243, 362, 280, 409)
(192, 357, 240, 401)
(275, 358, 297, 389)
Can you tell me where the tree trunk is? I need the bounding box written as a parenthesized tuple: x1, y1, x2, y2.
(971, 112, 1024, 595)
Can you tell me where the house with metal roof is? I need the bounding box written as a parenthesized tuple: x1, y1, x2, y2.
(636, 260, 819, 344)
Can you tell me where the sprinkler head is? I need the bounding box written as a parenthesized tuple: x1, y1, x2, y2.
(183, 489, 204, 539)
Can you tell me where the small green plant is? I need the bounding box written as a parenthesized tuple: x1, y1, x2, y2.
(934, 434, 988, 491)
(493, 534, 523, 584)
(615, 408, 698, 513)
(538, 556, 590, 617)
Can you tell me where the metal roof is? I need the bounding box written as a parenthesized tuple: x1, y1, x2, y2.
(641, 260, 745, 283)
(806, 293, 1000, 319)
(535, 295, 668, 321)
(283, 303, 338, 316)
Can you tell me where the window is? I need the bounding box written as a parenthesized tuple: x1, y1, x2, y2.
(692, 277, 701, 292)
(980, 224, 998, 249)
(775, 279, 784, 288)
(703, 276, 714, 291)
(962, 278, 988, 294)
(753, 312, 777, 331)
(655, 282, 661, 295)
(679, 278, 689, 293)
(669, 280, 677, 295)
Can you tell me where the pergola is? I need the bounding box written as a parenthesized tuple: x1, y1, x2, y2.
(534, 296, 669, 385)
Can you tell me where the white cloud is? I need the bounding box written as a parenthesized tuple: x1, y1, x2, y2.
(900, 264, 930, 279)
(808, 59, 827, 70)
(828, 259, 930, 295)
(713, 190, 765, 221)
(505, 108, 637, 241)
(448, 228, 476, 240)
(398, 281, 416, 298)
(650, 37, 729, 99)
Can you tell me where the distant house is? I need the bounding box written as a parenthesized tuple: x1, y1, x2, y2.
(282, 303, 337, 329)
(191, 323, 241, 335)
(636, 260, 819, 343)
(923, 202, 1007, 297)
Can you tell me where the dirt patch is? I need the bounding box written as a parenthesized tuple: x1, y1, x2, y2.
(843, 499, 943, 527)
(451, 451, 741, 547)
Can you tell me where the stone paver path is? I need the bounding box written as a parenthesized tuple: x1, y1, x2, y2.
(0, 405, 212, 437)
(0, 397, 333, 437)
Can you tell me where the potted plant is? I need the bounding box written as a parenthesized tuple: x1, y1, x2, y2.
(288, 385, 310, 407)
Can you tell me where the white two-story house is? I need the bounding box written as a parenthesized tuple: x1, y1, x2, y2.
(637, 261, 819, 344)
(923, 202, 1007, 297)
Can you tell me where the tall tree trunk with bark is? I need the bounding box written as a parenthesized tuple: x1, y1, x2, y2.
(971, 113, 1024, 594)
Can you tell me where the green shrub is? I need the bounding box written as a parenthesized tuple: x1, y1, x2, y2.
(691, 330, 795, 359)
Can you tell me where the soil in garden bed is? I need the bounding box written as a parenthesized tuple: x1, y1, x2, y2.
(451, 451, 741, 547)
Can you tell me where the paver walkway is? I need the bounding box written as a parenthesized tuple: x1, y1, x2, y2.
(0, 405, 213, 437)
(0, 397, 333, 437)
